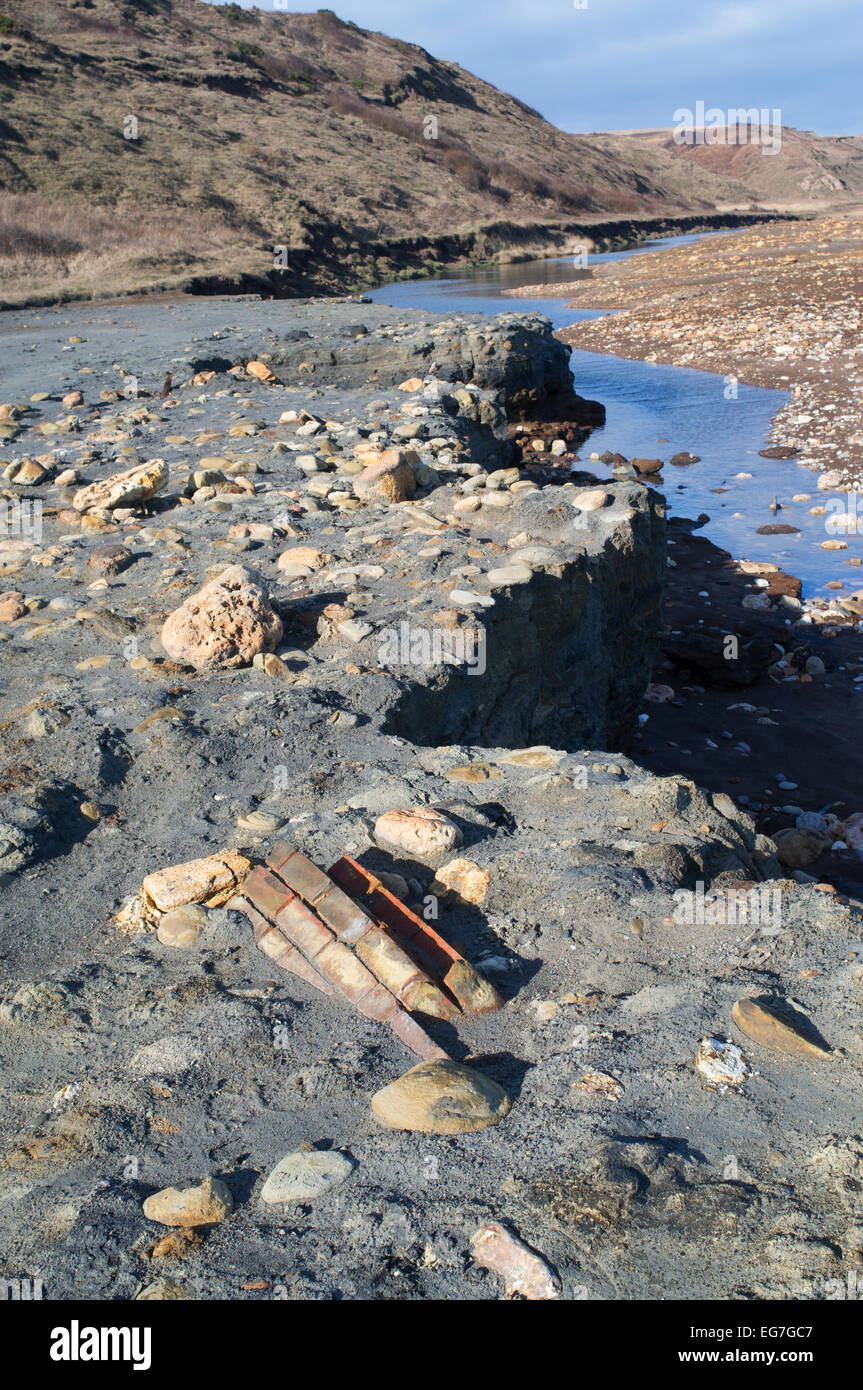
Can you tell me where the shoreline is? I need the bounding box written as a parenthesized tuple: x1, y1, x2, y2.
(548, 212, 863, 492)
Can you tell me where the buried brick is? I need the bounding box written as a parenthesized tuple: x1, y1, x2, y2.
(235, 843, 504, 1060)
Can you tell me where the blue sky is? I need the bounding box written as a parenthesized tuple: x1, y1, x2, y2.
(208, 0, 863, 135)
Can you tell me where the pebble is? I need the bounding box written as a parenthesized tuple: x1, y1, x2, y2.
(142, 1176, 233, 1228)
(260, 1150, 356, 1204)
(236, 810, 286, 836)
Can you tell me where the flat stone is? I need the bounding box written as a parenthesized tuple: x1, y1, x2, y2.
(143, 1176, 233, 1228)
(260, 1150, 356, 1204)
(371, 1059, 511, 1133)
(445, 763, 499, 782)
(486, 564, 532, 586)
(572, 488, 609, 512)
(732, 998, 831, 1058)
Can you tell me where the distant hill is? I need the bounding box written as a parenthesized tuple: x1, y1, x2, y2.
(0, 1, 860, 307)
(601, 126, 863, 213)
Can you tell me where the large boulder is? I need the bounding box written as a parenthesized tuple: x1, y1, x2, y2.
(160, 565, 282, 671)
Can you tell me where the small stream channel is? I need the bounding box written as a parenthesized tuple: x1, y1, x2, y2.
(370, 233, 860, 600)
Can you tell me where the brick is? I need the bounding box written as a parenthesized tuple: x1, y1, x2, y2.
(274, 895, 334, 959)
(231, 897, 333, 996)
(268, 845, 331, 904)
(390, 1010, 451, 1061)
(444, 960, 503, 1014)
(265, 840, 299, 874)
(243, 867, 292, 922)
(315, 940, 381, 1003)
(401, 978, 460, 1022)
(315, 884, 374, 944)
(354, 927, 425, 998)
(352, 981, 401, 1024)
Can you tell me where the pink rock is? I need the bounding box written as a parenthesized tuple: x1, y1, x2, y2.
(160, 565, 282, 671)
(0, 590, 26, 623)
(470, 1222, 561, 1300)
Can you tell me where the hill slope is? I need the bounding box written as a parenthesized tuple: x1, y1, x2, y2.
(0, 1, 859, 306)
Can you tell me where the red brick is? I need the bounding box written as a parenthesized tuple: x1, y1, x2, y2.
(269, 845, 332, 904)
(274, 895, 334, 959)
(390, 1010, 451, 1061)
(315, 884, 374, 944)
(243, 867, 292, 922)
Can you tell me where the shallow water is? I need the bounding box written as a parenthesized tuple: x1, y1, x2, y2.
(370, 235, 860, 600)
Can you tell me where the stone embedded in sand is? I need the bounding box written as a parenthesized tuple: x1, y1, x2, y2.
(246, 360, 274, 382)
(142, 850, 251, 913)
(260, 1150, 356, 1204)
(470, 1223, 561, 1300)
(142, 1176, 233, 1228)
(157, 905, 206, 949)
(374, 807, 462, 859)
(445, 763, 499, 783)
(432, 858, 491, 905)
(772, 826, 829, 867)
(276, 546, 330, 573)
(732, 997, 831, 1058)
(160, 564, 282, 670)
(87, 543, 133, 575)
(72, 458, 169, 512)
(371, 1060, 511, 1134)
(696, 1037, 750, 1088)
(0, 590, 26, 623)
(498, 746, 563, 769)
(136, 1279, 190, 1301)
(353, 449, 416, 502)
(397, 377, 424, 391)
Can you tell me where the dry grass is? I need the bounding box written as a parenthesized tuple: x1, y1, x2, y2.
(0, 193, 254, 307)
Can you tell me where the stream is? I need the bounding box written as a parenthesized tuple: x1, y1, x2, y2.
(370, 233, 859, 600)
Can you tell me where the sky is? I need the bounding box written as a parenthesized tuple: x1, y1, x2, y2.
(207, 0, 863, 136)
